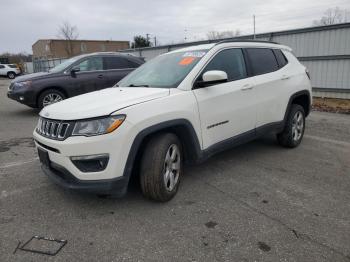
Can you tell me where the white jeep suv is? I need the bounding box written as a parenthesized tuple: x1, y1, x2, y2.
(33, 40, 312, 202)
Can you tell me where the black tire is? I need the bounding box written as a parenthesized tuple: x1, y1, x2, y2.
(140, 133, 183, 202)
(7, 72, 16, 79)
(37, 89, 66, 109)
(277, 104, 305, 148)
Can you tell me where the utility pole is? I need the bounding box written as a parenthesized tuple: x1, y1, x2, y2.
(146, 33, 150, 45)
(153, 36, 157, 47)
(253, 15, 256, 39)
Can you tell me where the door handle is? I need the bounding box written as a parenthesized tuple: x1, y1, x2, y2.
(241, 84, 253, 90)
(97, 74, 103, 79)
(281, 75, 290, 80)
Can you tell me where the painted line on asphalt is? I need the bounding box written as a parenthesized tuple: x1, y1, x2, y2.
(304, 135, 350, 147)
(0, 157, 39, 169)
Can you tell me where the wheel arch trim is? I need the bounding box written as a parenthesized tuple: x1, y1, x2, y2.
(36, 86, 68, 107)
(283, 90, 311, 121)
(121, 119, 202, 180)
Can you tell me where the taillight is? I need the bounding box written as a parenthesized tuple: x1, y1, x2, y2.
(305, 69, 311, 80)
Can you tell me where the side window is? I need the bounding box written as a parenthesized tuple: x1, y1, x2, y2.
(246, 48, 279, 76)
(75, 57, 103, 72)
(273, 49, 288, 68)
(127, 60, 141, 68)
(0, 65, 5, 69)
(104, 57, 134, 70)
(201, 48, 247, 81)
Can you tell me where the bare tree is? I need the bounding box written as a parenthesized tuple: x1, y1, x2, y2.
(207, 30, 241, 40)
(313, 7, 350, 26)
(57, 21, 79, 57)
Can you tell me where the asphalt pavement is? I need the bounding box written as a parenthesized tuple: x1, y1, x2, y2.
(0, 78, 350, 262)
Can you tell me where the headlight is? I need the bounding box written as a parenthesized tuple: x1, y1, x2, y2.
(13, 81, 32, 90)
(72, 115, 126, 136)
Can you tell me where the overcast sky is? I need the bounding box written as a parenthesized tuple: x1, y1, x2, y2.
(1, 0, 349, 54)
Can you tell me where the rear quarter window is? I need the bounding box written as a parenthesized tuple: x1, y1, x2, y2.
(246, 48, 279, 76)
(273, 49, 288, 68)
(126, 59, 142, 68)
(104, 57, 136, 70)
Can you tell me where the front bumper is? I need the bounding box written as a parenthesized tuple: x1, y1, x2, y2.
(41, 162, 128, 196)
(7, 89, 37, 107)
(33, 120, 136, 195)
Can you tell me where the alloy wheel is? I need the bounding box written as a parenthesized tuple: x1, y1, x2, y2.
(163, 144, 181, 192)
(292, 111, 304, 141)
(42, 93, 63, 107)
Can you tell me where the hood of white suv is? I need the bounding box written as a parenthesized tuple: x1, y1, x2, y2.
(40, 87, 170, 120)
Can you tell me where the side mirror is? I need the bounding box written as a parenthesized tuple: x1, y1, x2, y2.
(194, 70, 228, 88)
(70, 66, 80, 77)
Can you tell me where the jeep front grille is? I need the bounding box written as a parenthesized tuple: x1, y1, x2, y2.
(36, 118, 71, 140)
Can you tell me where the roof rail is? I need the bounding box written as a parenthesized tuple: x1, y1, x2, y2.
(215, 39, 279, 45)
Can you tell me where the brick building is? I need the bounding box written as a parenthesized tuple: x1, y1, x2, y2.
(32, 39, 129, 59)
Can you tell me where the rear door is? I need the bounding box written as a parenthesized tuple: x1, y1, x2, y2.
(193, 48, 257, 149)
(245, 48, 287, 127)
(67, 56, 107, 96)
(103, 56, 139, 87)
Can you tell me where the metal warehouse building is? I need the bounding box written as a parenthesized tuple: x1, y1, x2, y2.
(121, 23, 350, 99)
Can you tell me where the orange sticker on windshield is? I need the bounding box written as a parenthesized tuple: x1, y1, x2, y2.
(179, 57, 195, 66)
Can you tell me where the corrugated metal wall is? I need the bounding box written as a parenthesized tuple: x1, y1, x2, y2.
(121, 23, 350, 98)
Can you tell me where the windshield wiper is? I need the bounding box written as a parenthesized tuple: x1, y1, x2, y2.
(128, 84, 149, 87)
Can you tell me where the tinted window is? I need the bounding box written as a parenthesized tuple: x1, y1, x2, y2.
(76, 57, 103, 72)
(273, 49, 288, 68)
(0, 65, 5, 69)
(246, 48, 278, 75)
(201, 48, 247, 81)
(104, 57, 134, 70)
(127, 60, 141, 68)
(8, 64, 18, 68)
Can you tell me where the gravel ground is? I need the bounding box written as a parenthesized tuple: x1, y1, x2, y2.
(0, 78, 350, 262)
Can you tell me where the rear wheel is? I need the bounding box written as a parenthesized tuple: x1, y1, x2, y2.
(7, 72, 15, 79)
(277, 104, 305, 148)
(140, 133, 182, 202)
(38, 89, 66, 108)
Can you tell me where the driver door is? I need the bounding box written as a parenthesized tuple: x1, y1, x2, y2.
(67, 56, 107, 96)
(193, 48, 257, 149)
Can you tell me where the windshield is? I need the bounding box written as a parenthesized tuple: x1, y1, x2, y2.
(8, 64, 18, 68)
(118, 50, 208, 88)
(49, 55, 83, 73)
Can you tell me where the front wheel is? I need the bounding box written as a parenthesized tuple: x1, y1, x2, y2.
(140, 133, 183, 202)
(277, 104, 305, 148)
(37, 89, 66, 109)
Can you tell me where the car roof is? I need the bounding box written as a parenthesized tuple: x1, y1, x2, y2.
(83, 52, 137, 57)
(70, 52, 144, 63)
(169, 41, 292, 54)
(168, 44, 215, 54)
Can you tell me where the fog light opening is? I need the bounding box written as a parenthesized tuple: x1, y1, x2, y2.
(70, 154, 109, 172)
